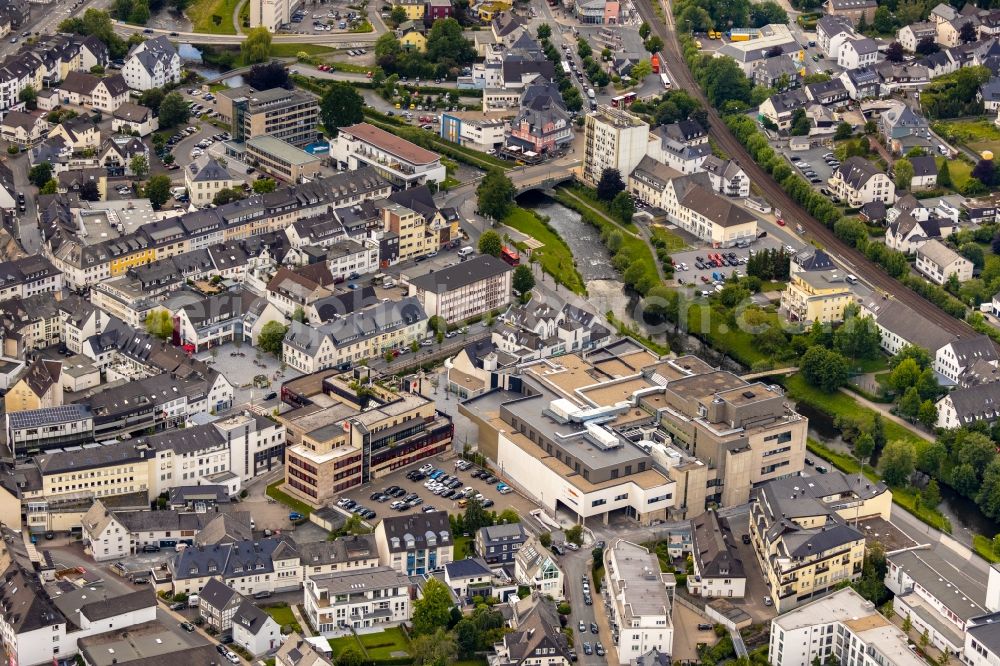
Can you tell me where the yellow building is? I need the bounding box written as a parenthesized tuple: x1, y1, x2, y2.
(4, 359, 62, 414)
(36, 444, 152, 504)
(394, 0, 425, 20)
(780, 270, 856, 324)
(109, 248, 157, 276)
(750, 471, 890, 612)
(399, 29, 427, 52)
(381, 201, 439, 262)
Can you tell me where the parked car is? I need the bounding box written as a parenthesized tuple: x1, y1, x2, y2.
(289, 512, 304, 520)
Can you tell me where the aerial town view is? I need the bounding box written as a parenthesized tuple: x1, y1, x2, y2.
(2, 0, 1000, 662)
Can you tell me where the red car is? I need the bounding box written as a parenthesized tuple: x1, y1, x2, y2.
(777, 218, 786, 226)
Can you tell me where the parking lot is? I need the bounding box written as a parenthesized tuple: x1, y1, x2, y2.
(669, 235, 789, 293)
(787, 146, 841, 190)
(335, 455, 542, 526)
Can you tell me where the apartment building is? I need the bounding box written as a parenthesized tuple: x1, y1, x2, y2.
(477, 522, 528, 564)
(439, 111, 510, 152)
(332, 122, 446, 188)
(299, 534, 380, 579)
(660, 171, 758, 247)
(185, 157, 242, 207)
(0, 255, 62, 301)
(915, 239, 973, 285)
(514, 535, 564, 600)
(750, 472, 889, 612)
(281, 368, 453, 506)
(407, 255, 513, 324)
(168, 537, 302, 596)
(35, 442, 151, 506)
(282, 297, 428, 373)
(769, 587, 922, 666)
(583, 105, 649, 185)
(374, 510, 454, 576)
(688, 510, 746, 599)
(828, 156, 896, 207)
(228, 87, 319, 148)
(304, 566, 412, 636)
(198, 578, 246, 636)
(604, 539, 674, 664)
(780, 270, 856, 324)
(886, 548, 990, 654)
(249, 0, 294, 31)
(381, 200, 439, 263)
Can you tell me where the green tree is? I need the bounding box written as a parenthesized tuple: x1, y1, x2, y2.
(921, 479, 941, 509)
(252, 178, 277, 194)
(463, 498, 491, 532)
(39, 180, 57, 195)
(880, 440, 916, 486)
(894, 158, 914, 191)
(478, 230, 502, 257)
(411, 627, 457, 666)
(800, 346, 849, 392)
(834, 314, 880, 362)
(257, 321, 288, 356)
(539, 532, 552, 548)
(320, 81, 364, 137)
(903, 615, 913, 633)
(19, 85, 36, 110)
(577, 37, 592, 59)
(639, 21, 651, 39)
(938, 160, 952, 188)
(917, 400, 937, 429)
(644, 35, 664, 53)
(241, 27, 272, 65)
(476, 169, 516, 221)
(80, 180, 101, 201)
(887, 358, 921, 394)
(596, 168, 625, 201)
(144, 309, 173, 340)
(898, 386, 922, 420)
(873, 5, 895, 33)
(28, 162, 52, 188)
(426, 18, 475, 68)
(158, 91, 190, 128)
(336, 647, 366, 666)
(854, 432, 875, 462)
(537, 23, 551, 39)
(512, 264, 535, 300)
(834, 122, 853, 140)
(145, 174, 171, 209)
(213, 188, 245, 206)
(390, 5, 407, 25)
(565, 524, 583, 545)
(412, 579, 455, 636)
(630, 59, 652, 81)
(609, 190, 635, 224)
(749, 0, 787, 27)
(129, 154, 148, 179)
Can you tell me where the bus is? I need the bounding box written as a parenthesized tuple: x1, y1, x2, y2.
(500, 246, 520, 266)
(561, 60, 571, 75)
(660, 72, 671, 89)
(611, 92, 637, 108)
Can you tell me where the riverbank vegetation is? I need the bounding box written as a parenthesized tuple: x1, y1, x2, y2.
(502, 207, 587, 296)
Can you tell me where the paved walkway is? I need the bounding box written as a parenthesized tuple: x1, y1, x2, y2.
(290, 603, 314, 637)
(838, 387, 934, 442)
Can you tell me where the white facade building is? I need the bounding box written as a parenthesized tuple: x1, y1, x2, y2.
(603, 539, 674, 665)
(582, 105, 649, 185)
(303, 567, 412, 636)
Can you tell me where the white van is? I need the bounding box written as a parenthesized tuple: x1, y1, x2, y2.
(845, 274, 858, 284)
(458, 246, 474, 259)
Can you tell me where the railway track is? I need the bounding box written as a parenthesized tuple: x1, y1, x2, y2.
(637, 0, 981, 341)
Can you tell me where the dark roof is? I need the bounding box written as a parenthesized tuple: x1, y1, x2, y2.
(199, 578, 243, 611)
(909, 154, 938, 178)
(445, 556, 492, 579)
(691, 511, 746, 581)
(379, 510, 452, 552)
(798, 249, 835, 271)
(81, 588, 155, 622)
(233, 600, 276, 635)
(943, 381, 1000, 423)
(36, 441, 149, 475)
(408, 255, 512, 293)
(872, 299, 954, 353)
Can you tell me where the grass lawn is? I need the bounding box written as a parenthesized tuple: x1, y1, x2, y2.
(271, 43, 337, 58)
(266, 481, 313, 516)
(237, 0, 248, 28)
(934, 118, 1000, 146)
(454, 534, 473, 560)
(357, 627, 411, 659)
(684, 303, 774, 367)
(974, 534, 1000, 563)
(327, 635, 360, 658)
(650, 224, 689, 252)
(454, 660, 489, 666)
(503, 206, 587, 295)
(186, 0, 240, 34)
(936, 155, 972, 190)
(263, 605, 295, 627)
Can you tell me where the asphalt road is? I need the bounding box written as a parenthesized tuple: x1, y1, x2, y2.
(639, 0, 986, 345)
(111, 19, 379, 44)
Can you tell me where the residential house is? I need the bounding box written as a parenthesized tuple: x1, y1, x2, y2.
(828, 156, 896, 207)
(839, 67, 880, 100)
(915, 239, 973, 285)
(122, 36, 181, 90)
(936, 381, 1000, 428)
(232, 601, 282, 656)
(0, 109, 47, 146)
(838, 37, 879, 69)
(879, 101, 932, 154)
(934, 335, 999, 385)
(816, 15, 856, 57)
(759, 89, 808, 131)
(909, 154, 939, 189)
(604, 539, 674, 663)
(198, 578, 246, 636)
(490, 600, 572, 666)
(804, 78, 850, 106)
(507, 80, 572, 154)
(700, 156, 749, 198)
(303, 566, 412, 635)
(752, 54, 802, 90)
(749, 472, 887, 612)
(885, 214, 954, 254)
(443, 557, 500, 602)
(514, 535, 564, 600)
(112, 102, 157, 136)
(276, 634, 334, 666)
(48, 116, 99, 150)
(898, 22, 938, 51)
(661, 171, 758, 246)
(826, 0, 876, 25)
(5, 358, 61, 413)
(768, 588, 924, 666)
(476, 523, 527, 565)
(688, 510, 746, 599)
(374, 510, 453, 576)
(185, 156, 243, 207)
(168, 537, 302, 596)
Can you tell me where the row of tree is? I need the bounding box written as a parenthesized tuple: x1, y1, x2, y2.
(374, 19, 475, 80)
